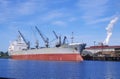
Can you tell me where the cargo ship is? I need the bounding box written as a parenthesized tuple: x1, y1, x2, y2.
(8, 27, 86, 61)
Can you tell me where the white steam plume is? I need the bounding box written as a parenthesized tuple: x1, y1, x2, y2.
(103, 16, 119, 45)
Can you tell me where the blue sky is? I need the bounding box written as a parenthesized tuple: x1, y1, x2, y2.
(0, 0, 120, 51)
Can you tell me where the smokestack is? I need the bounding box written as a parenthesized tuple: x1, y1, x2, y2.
(103, 16, 119, 45)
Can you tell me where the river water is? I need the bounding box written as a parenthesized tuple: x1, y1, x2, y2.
(0, 59, 120, 79)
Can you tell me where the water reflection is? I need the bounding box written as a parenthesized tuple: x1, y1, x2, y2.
(0, 77, 15, 79)
(104, 62, 120, 79)
(7, 60, 86, 79)
(0, 59, 120, 79)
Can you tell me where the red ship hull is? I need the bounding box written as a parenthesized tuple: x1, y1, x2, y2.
(11, 54, 83, 61)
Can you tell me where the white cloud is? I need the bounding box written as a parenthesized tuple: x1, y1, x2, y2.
(52, 20, 67, 26)
(88, 15, 115, 24)
(77, 0, 109, 24)
(0, 0, 47, 24)
(17, 0, 37, 15)
(17, 0, 48, 15)
(0, 0, 10, 8)
(68, 17, 77, 22)
(42, 10, 64, 21)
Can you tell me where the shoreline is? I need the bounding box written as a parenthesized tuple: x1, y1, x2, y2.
(82, 56, 120, 61)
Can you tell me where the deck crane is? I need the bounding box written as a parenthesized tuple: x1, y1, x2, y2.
(53, 31, 58, 39)
(31, 27, 39, 49)
(53, 31, 61, 47)
(18, 30, 30, 49)
(63, 36, 67, 45)
(35, 26, 49, 48)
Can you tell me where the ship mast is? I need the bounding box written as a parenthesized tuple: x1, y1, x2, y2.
(71, 32, 74, 43)
(35, 26, 49, 48)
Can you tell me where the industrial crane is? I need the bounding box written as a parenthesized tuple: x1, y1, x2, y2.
(53, 31, 61, 47)
(18, 30, 30, 49)
(63, 36, 67, 45)
(53, 31, 58, 39)
(35, 26, 49, 48)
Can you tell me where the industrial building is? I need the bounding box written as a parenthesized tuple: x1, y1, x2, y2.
(82, 45, 120, 57)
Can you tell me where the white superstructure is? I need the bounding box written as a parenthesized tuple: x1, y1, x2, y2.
(8, 35, 28, 54)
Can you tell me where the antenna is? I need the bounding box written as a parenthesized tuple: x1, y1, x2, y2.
(71, 32, 74, 43)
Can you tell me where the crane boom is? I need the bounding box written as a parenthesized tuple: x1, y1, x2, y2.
(35, 26, 49, 47)
(63, 36, 67, 44)
(52, 31, 62, 47)
(53, 31, 58, 39)
(18, 30, 28, 45)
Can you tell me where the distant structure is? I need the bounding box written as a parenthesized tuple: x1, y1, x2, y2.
(83, 45, 120, 57)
